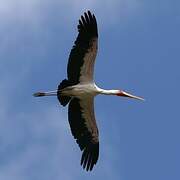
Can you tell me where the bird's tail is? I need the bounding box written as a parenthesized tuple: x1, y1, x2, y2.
(57, 79, 72, 106)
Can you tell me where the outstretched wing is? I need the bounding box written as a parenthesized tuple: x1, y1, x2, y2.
(68, 97, 99, 171)
(67, 11, 98, 84)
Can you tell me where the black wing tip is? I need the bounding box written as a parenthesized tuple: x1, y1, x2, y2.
(81, 142, 99, 171)
(85, 10, 93, 18)
(83, 10, 96, 23)
(78, 10, 98, 37)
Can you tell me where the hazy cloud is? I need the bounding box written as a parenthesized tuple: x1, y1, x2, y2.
(0, 0, 142, 24)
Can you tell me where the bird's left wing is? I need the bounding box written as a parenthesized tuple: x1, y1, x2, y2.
(67, 11, 98, 84)
(68, 97, 99, 171)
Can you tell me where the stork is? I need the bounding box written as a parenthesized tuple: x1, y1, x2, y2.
(33, 11, 144, 171)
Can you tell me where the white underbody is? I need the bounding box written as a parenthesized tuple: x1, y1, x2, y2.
(60, 83, 102, 98)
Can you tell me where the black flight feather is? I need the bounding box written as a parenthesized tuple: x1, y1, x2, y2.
(67, 11, 98, 84)
(68, 98, 99, 171)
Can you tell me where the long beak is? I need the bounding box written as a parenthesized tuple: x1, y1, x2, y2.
(118, 90, 145, 101)
(33, 90, 57, 97)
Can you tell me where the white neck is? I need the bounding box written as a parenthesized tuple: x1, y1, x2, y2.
(97, 87, 144, 100)
(98, 88, 119, 95)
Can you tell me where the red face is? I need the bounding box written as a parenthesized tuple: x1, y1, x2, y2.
(116, 90, 144, 100)
(116, 90, 131, 97)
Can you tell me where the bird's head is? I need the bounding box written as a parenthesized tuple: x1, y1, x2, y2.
(116, 90, 144, 101)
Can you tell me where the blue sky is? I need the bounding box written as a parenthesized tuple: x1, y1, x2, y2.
(0, 0, 180, 179)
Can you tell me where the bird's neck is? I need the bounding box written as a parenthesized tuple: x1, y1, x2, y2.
(99, 89, 119, 95)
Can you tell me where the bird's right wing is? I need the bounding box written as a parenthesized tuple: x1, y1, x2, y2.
(67, 11, 98, 84)
(68, 97, 99, 171)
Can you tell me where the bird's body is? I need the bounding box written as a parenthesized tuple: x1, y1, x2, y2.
(34, 11, 144, 171)
(60, 83, 99, 97)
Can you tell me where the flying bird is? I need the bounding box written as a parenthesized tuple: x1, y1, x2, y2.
(34, 11, 144, 171)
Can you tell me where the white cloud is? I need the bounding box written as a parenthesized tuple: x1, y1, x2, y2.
(0, 98, 77, 179)
(0, 0, 141, 24)
(0, 51, 76, 179)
